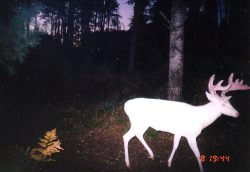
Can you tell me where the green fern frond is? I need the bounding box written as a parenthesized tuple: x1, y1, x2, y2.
(1, 145, 37, 171)
(24, 147, 31, 156)
(44, 158, 56, 162)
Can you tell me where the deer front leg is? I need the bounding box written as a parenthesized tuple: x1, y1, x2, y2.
(168, 134, 181, 167)
(187, 137, 204, 172)
(136, 127, 154, 160)
(123, 127, 137, 167)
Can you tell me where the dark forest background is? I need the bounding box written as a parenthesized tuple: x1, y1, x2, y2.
(0, 0, 249, 171)
(0, 0, 248, 76)
(0, 0, 248, 103)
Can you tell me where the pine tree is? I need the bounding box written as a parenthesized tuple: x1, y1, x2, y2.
(0, 2, 41, 75)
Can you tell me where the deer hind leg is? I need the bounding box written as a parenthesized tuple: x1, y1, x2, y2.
(136, 127, 154, 160)
(168, 134, 181, 167)
(123, 125, 137, 168)
(187, 137, 204, 172)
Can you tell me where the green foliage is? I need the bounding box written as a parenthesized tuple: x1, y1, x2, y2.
(0, 129, 63, 171)
(145, 127, 159, 141)
(0, 145, 36, 172)
(78, 101, 130, 137)
(0, 2, 41, 75)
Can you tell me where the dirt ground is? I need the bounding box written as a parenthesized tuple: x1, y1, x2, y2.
(42, 121, 247, 172)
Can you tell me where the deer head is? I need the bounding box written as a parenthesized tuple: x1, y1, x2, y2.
(205, 73, 250, 118)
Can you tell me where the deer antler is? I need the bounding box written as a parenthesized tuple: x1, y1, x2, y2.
(221, 73, 250, 98)
(208, 74, 232, 97)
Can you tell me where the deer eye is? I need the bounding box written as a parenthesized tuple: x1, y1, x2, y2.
(222, 103, 225, 107)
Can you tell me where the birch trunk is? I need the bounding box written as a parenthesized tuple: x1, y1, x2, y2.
(168, 0, 185, 101)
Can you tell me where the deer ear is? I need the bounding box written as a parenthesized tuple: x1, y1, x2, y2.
(224, 96, 232, 101)
(205, 92, 214, 102)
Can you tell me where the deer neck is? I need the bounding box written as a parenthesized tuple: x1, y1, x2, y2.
(198, 102, 222, 129)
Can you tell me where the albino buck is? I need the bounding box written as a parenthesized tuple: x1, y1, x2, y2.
(123, 73, 250, 172)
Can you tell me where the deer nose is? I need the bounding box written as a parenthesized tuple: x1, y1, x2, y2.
(236, 113, 240, 117)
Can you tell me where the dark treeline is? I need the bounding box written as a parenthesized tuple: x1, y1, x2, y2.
(0, 0, 248, 74)
(0, 0, 248, 104)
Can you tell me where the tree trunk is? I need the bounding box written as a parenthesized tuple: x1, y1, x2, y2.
(167, 0, 185, 101)
(51, 14, 54, 36)
(128, 0, 139, 72)
(100, 0, 106, 32)
(68, 0, 75, 49)
(62, 15, 67, 47)
(218, 0, 223, 23)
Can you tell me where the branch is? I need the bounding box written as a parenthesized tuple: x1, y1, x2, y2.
(159, 11, 172, 29)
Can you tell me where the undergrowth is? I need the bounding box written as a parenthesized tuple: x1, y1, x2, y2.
(58, 72, 212, 141)
(0, 129, 63, 171)
(1, 71, 236, 171)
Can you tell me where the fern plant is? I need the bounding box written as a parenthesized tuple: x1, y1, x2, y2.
(0, 128, 63, 171)
(30, 128, 64, 162)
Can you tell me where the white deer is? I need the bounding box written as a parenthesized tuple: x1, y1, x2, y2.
(123, 73, 250, 172)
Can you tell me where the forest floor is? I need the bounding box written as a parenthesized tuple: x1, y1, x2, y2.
(41, 102, 248, 172)
(1, 72, 249, 172)
(42, 114, 247, 172)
